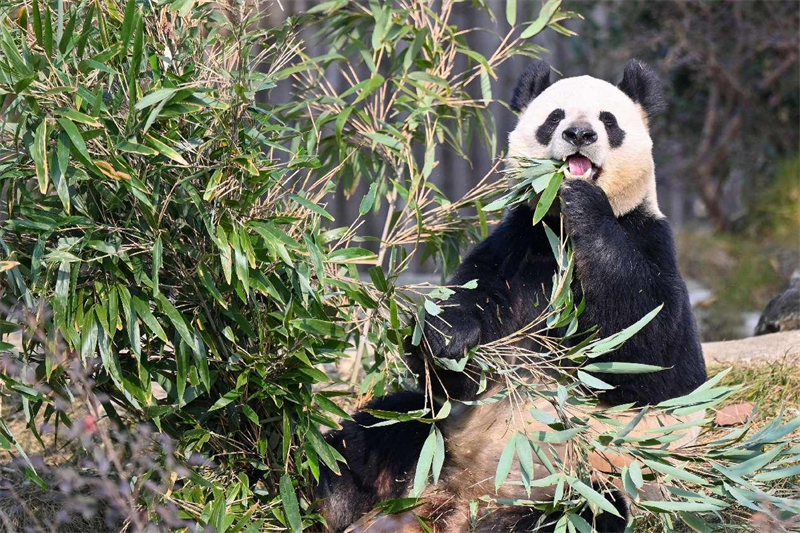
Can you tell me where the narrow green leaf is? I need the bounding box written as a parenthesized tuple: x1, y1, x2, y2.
(280, 474, 303, 533)
(51, 132, 71, 213)
(495, 435, 517, 492)
(589, 304, 663, 355)
(576, 370, 614, 390)
(412, 427, 438, 496)
(506, 0, 517, 26)
(520, 0, 561, 39)
(642, 459, 707, 485)
(582, 362, 665, 374)
(132, 296, 168, 342)
(145, 134, 189, 165)
(570, 479, 622, 517)
(359, 181, 378, 215)
(533, 170, 563, 224)
(31, 119, 49, 193)
(56, 117, 92, 166)
(289, 194, 334, 221)
(152, 235, 162, 296)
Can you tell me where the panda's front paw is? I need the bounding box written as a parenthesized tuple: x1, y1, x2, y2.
(406, 310, 483, 400)
(409, 311, 482, 363)
(559, 178, 614, 232)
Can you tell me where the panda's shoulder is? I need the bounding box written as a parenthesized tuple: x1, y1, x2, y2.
(619, 204, 671, 234)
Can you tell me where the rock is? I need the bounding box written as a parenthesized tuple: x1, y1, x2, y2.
(702, 330, 800, 365)
(755, 269, 800, 336)
(715, 402, 755, 426)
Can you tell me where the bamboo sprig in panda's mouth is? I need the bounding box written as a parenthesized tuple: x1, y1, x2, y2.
(484, 157, 568, 225)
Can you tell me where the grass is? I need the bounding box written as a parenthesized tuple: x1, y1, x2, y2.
(634, 360, 800, 533)
(710, 360, 800, 424)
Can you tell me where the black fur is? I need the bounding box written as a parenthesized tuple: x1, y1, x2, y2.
(511, 60, 553, 113)
(599, 111, 626, 148)
(617, 59, 667, 117)
(317, 392, 430, 532)
(536, 109, 566, 145)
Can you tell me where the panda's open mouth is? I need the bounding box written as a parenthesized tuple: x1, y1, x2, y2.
(564, 154, 600, 181)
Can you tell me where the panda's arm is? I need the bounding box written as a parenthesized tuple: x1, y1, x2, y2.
(560, 178, 706, 404)
(407, 206, 549, 399)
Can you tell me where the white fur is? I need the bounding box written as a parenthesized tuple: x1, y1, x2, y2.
(508, 75, 663, 217)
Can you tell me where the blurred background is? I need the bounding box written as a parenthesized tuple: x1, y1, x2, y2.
(272, 0, 800, 342)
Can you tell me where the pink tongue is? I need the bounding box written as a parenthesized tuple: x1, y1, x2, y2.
(568, 155, 592, 177)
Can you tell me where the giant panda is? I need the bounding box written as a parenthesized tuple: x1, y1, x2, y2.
(315, 59, 708, 533)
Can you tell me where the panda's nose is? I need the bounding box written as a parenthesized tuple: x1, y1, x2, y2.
(562, 125, 598, 147)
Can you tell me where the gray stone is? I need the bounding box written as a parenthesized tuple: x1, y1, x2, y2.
(755, 270, 800, 336)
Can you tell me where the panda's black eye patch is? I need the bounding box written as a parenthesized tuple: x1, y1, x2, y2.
(536, 108, 565, 145)
(599, 111, 625, 148)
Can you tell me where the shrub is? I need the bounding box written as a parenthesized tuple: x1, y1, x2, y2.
(0, 0, 570, 529)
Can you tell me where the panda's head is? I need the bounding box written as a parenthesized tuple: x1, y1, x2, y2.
(508, 59, 666, 217)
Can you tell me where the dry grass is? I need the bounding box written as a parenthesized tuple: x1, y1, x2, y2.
(636, 359, 800, 533)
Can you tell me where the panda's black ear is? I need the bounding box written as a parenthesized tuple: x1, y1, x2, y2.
(510, 60, 552, 113)
(617, 59, 667, 117)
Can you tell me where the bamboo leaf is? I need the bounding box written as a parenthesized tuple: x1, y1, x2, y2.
(31, 119, 49, 193)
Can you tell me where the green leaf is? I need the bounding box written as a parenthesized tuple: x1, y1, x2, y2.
(495, 435, 517, 492)
(57, 108, 101, 126)
(639, 500, 724, 513)
(132, 296, 168, 342)
(135, 88, 178, 110)
(119, 0, 137, 52)
(432, 426, 445, 484)
(569, 479, 622, 518)
(56, 117, 92, 166)
(155, 293, 195, 349)
(359, 181, 378, 215)
(176, 340, 190, 405)
(412, 427, 438, 497)
(314, 395, 353, 421)
(145, 133, 189, 165)
(51, 132, 71, 213)
(364, 132, 402, 151)
(353, 73, 384, 104)
(289, 194, 334, 221)
(117, 140, 159, 155)
(31, 119, 49, 193)
(328, 247, 377, 264)
(679, 512, 713, 533)
(727, 443, 786, 478)
(582, 362, 665, 374)
(516, 433, 535, 491)
(423, 299, 442, 316)
(506, 0, 517, 26)
(292, 318, 346, 338)
(280, 475, 302, 533)
(642, 459, 707, 485)
(576, 370, 614, 390)
(520, 0, 561, 39)
(152, 235, 162, 296)
(533, 170, 563, 224)
(588, 304, 663, 355)
(480, 67, 492, 102)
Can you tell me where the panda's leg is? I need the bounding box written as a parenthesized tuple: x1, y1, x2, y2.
(316, 391, 431, 533)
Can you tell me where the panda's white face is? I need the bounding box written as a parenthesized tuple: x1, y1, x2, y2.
(508, 75, 661, 217)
